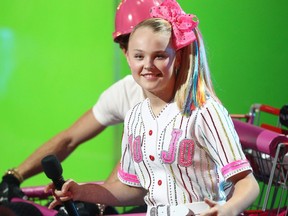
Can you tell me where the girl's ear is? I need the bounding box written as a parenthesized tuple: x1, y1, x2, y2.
(125, 51, 131, 67)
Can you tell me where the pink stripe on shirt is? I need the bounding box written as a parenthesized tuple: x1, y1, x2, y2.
(221, 159, 252, 180)
(118, 167, 140, 184)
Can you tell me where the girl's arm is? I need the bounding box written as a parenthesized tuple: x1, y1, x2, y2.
(200, 171, 259, 216)
(45, 179, 146, 209)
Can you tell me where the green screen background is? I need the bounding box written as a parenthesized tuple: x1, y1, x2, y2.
(0, 0, 287, 189)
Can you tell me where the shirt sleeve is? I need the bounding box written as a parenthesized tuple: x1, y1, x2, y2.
(92, 75, 144, 126)
(194, 98, 252, 181)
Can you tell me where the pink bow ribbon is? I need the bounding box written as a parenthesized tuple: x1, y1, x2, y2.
(150, 0, 198, 50)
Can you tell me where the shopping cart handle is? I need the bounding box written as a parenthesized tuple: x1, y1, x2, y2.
(232, 119, 288, 157)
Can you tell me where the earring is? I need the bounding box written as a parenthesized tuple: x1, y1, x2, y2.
(175, 67, 180, 75)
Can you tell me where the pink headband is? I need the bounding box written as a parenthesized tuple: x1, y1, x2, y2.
(150, 0, 199, 50)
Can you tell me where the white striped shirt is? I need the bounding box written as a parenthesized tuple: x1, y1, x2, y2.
(118, 97, 251, 207)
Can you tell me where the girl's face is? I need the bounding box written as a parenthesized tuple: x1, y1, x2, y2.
(126, 26, 179, 100)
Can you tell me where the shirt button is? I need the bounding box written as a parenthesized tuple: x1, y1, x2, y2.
(158, 180, 162, 186)
(149, 130, 153, 136)
(149, 155, 155, 161)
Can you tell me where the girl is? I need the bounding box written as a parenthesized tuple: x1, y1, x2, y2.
(46, 1, 259, 215)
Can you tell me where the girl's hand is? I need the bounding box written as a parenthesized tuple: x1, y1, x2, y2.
(44, 179, 79, 209)
(199, 198, 229, 216)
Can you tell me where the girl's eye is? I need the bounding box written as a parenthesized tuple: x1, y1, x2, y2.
(155, 53, 168, 59)
(156, 55, 165, 59)
(134, 54, 144, 60)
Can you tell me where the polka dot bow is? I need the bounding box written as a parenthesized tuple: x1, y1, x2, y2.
(150, 0, 199, 50)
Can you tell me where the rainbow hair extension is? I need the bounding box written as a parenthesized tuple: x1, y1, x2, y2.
(183, 29, 207, 116)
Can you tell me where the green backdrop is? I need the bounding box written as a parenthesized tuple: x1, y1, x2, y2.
(0, 0, 287, 189)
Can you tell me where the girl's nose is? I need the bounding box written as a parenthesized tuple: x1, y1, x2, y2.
(144, 65, 155, 70)
(144, 59, 155, 71)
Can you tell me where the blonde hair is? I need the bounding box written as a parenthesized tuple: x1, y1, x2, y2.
(129, 18, 172, 45)
(130, 18, 219, 116)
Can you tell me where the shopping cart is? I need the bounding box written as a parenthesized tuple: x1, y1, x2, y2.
(232, 103, 288, 215)
(247, 104, 288, 135)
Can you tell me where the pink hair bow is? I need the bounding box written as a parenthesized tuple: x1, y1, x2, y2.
(150, 0, 198, 50)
